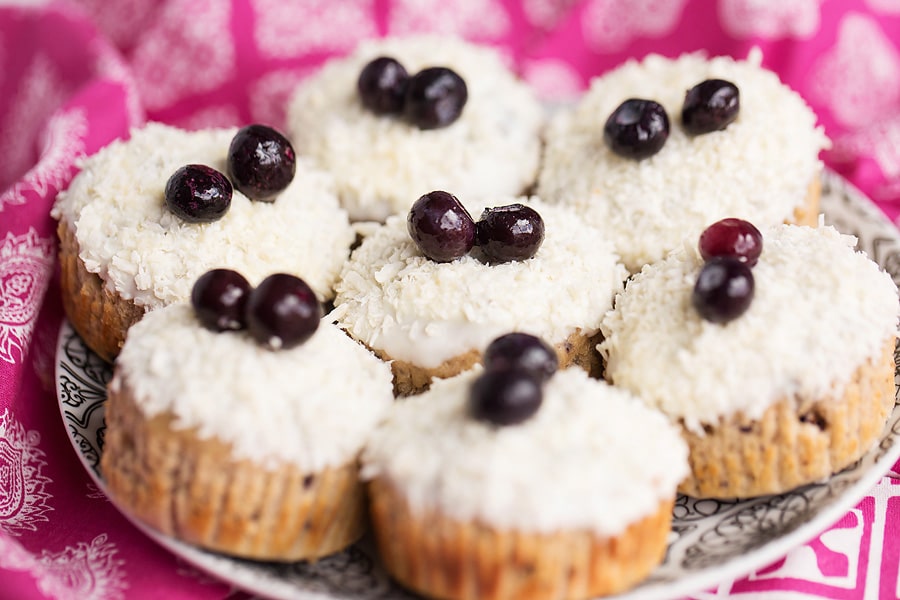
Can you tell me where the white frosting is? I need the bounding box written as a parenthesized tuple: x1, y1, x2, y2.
(599, 224, 899, 432)
(287, 35, 544, 222)
(537, 50, 831, 272)
(111, 302, 394, 471)
(361, 366, 688, 535)
(332, 196, 629, 368)
(52, 122, 355, 307)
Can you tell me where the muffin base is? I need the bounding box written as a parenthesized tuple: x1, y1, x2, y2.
(58, 220, 145, 363)
(101, 372, 367, 561)
(382, 329, 604, 396)
(368, 477, 674, 600)
(679, 337, 897, 499)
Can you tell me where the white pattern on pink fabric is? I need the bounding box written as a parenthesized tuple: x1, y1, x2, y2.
(248, 69, 316, 132)
(718, 0, 823, 39)
(92, 39, 144, 128)
(865, 0, 900, 14)
(172, 105, 242, 131)
(69, 0, 158, 50)
(0, 108, 88, 213)
(521, 58, 585, 103)
(0, 408, 52, 536)
(522, 0, 580, 30)
(810, 13, 900, 128)
(251, 0, 376, 58)
(0, 533, 127, 600)
(389, 0, 511, 38)
(129, 0, 234, 112)
(580, 0, 689, 53)
(832, 112, 900, 178)
(0, 54, 66, 194)
(0, 230, 56, 366)
(35, 534, 127, 600)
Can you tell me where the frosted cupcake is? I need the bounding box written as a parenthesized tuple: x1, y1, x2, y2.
(287, 35, 544, 222)
(362, 352, 689, 600)
(599, 220, 898, 498)
(52, 122, 355, 362)
(332, 192, 628, 394)
(101, 271, 393, 560)
(538, 50, 830, 272)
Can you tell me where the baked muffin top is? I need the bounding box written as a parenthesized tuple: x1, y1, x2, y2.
(111, 302, 394, 471)
(599, 223, 899, 431)
(53, 122, 354, 307)
(537, 50, 830, 272)
(332, 196, 628, 368)
(362, 366, 688, 535)
(287, 35, 544, 222)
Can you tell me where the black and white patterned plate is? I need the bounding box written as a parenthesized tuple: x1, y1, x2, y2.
(56, 171, 900, 600)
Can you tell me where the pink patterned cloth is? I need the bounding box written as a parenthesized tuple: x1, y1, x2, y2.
(1, 1, 899, 598)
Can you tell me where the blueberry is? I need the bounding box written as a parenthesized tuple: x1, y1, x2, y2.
(404, 67, 468, 130)
(245, 274, 321, 349)
(407, 190, 476, 262)
(475, 204, 544, 263)
(191, 269, 252, 331)
(468, 369, 543, 426)
(165, 164, 232, 223)
(692, 256, 754, 323)
(228, 124, 296, 201)
(603, 98, 669, 160)
(698, 218, 763, 267)
(483, 333, 558, 382)
(682, 79, 740, 135)
(358, 56, 409, 115)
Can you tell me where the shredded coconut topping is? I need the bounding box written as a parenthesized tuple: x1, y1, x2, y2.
(599, 224, 899, 432)
(112, 303, 394, 471)
(361, 367, 688, 534)
(52, 122, 355, 307)
(332, 196, 628, 368)
(537, 50, 831, 272)
(287, 35, 544, 222)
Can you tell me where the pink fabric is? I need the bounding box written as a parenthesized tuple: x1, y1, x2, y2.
(1, 1, 899, 598)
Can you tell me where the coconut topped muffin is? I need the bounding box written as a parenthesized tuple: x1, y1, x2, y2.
(332, 193, 628, 393)
(54, 122, 354, 308)
(362, 366, 687, 534)
(599, 221, 898, 497)
(287, 35, 544, 222)
(110, 301, 393, 471)
(537, 49, 830, 272)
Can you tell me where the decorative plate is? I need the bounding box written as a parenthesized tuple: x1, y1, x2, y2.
(56, 171, 900, 600)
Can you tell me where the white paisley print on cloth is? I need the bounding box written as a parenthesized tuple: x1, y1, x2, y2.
(0, 408, 52, 536)
(865, 0, 900, 14)
(522, 58, 585, 102)
(831, 113, 900, 201)
(389, 0, 511, 39)
(130, 0, 234, 112)
(251, 0, 376, 58)
(0, 54, 66, 198)
(0, 534, 127, 600)
(249, 68, 316, 131)
(718, 0, 823, 39)
(0, 108, 88, 213)
(581, 0, 689, 53)
(809, 13, 900, 128)
(522, 0, 580, 30)
(0, 229, 56, 365)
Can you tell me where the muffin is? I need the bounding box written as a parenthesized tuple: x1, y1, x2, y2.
(599, 221, 899, 498)
(287, 35, 544, 222)
(362, 364, 689, 600)
(332, 194, 628, 395)
(100, 288, 394, 561)
(52, 122, 355, 363)
(537, 49, 830, 272)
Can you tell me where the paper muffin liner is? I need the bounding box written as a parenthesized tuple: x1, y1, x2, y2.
(368, 477, 673, 600)
(101, 372, 367, 561)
